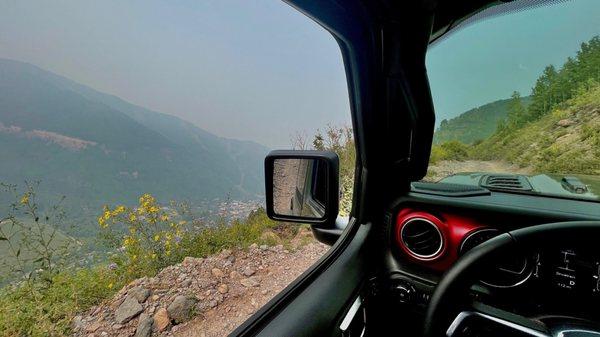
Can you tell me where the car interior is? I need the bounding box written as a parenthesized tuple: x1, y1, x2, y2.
(230, 0, 600, 336)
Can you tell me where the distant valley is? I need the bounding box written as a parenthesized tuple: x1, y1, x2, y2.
(0, 59, 269, 235)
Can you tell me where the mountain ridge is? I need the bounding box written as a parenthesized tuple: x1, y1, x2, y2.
(0, 58, 269, 231)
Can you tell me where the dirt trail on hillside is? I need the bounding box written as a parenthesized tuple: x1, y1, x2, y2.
(425, 160, 532, 182)
(74, 229, 329, 337)
(174, 241, 327, 337)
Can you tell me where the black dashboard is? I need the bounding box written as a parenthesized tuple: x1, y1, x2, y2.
(373, 188, 600, 335)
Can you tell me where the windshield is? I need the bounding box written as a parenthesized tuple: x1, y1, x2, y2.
(426, 0, 600, 202)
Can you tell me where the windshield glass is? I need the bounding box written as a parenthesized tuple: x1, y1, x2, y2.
(426, 0, 600, 202)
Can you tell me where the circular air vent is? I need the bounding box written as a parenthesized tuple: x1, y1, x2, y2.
(460, 228, 500, 255)
(400, 218, 444, 259)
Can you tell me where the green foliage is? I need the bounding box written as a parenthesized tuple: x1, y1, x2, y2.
(308, 125, 356, 216)
(0, 182, 76, 285)
(473, 81, 600, 175)
(0, 266, 122, 337)
(526, 36, 600, 121)
(429, 140, 471, 164)
(433, 96, 532, 144)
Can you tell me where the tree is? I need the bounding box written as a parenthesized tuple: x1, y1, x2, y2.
(507, 91, 526, 127)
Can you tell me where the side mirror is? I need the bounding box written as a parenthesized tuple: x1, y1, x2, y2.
(265, 150, 339, 226)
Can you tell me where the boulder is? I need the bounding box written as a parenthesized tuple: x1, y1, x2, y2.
(135, 315, 154, 337)
(129, 287, 151, 303)
(153, 308, 170, 332)
(167, 295, 198, 324)
(115, 296, 143, 324)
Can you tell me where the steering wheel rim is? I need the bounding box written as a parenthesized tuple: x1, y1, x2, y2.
(423, 221, 600, 337)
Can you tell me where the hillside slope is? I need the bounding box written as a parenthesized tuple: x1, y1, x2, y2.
(473, 83, 600, 175)
(0, 59, 268, 229)
(434, 96, 531, 144)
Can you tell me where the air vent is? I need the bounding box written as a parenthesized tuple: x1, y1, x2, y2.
(481, 175, 533, 191)
(400, 218, 443, 259)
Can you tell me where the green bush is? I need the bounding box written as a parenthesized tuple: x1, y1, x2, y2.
(0, 266, 123, 337)
(430, 140, 471, 164)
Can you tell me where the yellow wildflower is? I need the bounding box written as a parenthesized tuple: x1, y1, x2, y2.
(160, 214, 169, 222)
(107, 283, 114, 289)
(154, 234, 160, 242)
(128, 213, 136, 222)
(20, 193, 29, 205)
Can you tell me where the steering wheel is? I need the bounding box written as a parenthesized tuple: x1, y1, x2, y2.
(423, 221, 600, 337)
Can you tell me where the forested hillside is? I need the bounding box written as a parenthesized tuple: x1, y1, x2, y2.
(433, 96, 532, 144)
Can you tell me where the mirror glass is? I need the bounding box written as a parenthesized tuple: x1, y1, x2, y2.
(272, 158, 328, 219)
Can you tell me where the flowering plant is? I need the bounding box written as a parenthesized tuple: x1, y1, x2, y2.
(99, 194, 187, 276)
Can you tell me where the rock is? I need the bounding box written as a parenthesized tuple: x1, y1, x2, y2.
(153, 308, 170, 332)
(135, 316, 154, 337)
(220, 249, 232, 258)
(259, 245, 268, 251)
(129, 287, 151, 303)
(211, 268, 224, 278)
(182, 256, 203, 267)
(115, 296, 143, 324)
(217, 284, 229, 294)
(112, 323, 123, 330)
(242, 267, 256, 277)
(230, 271, 240, 279)
(240, 277, 260, 288)
(167, 295, 198, 324)
(72, 315, 84, 330)
(557, 119, 575, 127)
(181, 279, 192, 287)
(151, 294, 160, 301)
(86, 322, 101, 333)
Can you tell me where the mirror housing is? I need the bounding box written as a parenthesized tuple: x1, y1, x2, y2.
(265, 150, 339, 227)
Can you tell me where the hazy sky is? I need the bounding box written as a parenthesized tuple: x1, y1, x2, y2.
(428, 0, 600, 122)
(0, 0, 598, 147)
(0, 0, 350, 148)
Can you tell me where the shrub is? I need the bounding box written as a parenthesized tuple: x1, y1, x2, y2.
(430, 140, 471, 164)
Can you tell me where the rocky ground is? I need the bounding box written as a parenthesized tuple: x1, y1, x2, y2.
(72, 228, 328, 337)
(425, 160, 532, 182)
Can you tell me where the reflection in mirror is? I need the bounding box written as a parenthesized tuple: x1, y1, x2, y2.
(273, 158, 328, 219)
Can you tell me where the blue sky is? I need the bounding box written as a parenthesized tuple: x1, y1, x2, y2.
(0, 0, 598, 147)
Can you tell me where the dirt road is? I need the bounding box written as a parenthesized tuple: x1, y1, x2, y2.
(425, 160, 532, 182)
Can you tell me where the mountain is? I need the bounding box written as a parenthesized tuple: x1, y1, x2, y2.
(433, 96, 532, 144)
(0, 58, 269, 229)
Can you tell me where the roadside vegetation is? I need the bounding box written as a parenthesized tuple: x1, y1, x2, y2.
(0, 184, 294, 337)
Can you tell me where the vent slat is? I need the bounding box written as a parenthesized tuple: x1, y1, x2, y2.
(481, 175, 533, 191)
(401, 218, 443, 258)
